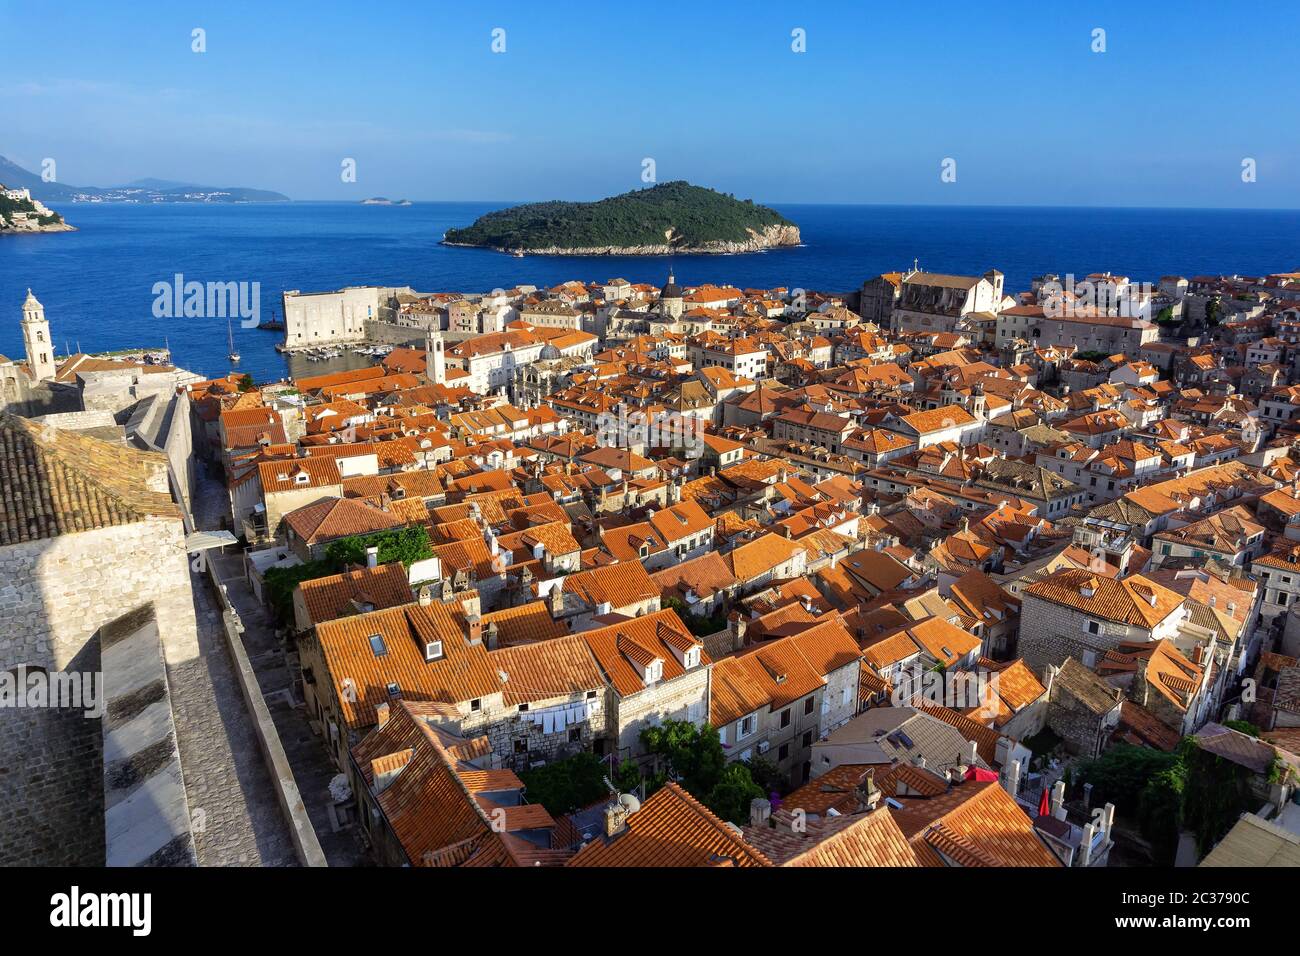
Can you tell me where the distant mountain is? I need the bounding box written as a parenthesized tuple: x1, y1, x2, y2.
(442, 181, 800, 255)
(0, 155, 290, 203)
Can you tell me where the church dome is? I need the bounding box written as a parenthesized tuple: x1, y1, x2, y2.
(660, 271, 682, 300)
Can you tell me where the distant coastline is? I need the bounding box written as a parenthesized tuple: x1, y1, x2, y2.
(0, 155, 289, 205)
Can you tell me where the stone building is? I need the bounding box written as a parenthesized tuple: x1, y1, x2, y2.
(579, 608, 712, 763)
(891, 270, 1004, 334)
(282, 285, 414, 350)
(709, 619, 862, 788)
(1043, 659, 1124, 758)
(0, 412, 199, 864)
(305, 596, 610, 791)
(1018, 568, 1187, 674)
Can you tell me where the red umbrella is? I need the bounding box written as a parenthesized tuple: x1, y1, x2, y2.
(1038, 787, 1051, 817)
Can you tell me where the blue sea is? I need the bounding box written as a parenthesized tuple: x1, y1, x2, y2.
(2, 201, 1298, 383)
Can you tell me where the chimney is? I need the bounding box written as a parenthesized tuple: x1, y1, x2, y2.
(1051, 779, 1067, 820)
(749, 798, 771, 827)
(418, 585, 433, 607)
(729, 611, 748, 651)
(1079, 822, 1096, 867)
(466, 612, 482, 646)
(966, 739, 979, 765)
(856, 770, 882, 811)
(548, 583, 565, 617)
(375, 702, 391, 728)
(603, 802, 629, 838)
(366, 546, 379, 569)
(485, 620, 500, 650)
(1003, 758, 1021, 797)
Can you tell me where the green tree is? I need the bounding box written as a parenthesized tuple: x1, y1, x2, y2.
(612, 758, 643, 795)
(262, 559, 336, 625)
(519, 753, 612, 816)
(1076, 743, 1180, 812)
(1178, 740, 1254, 856)
(325, 525, 433, 569)
(1223, 719, 1261, 738)
(706, 764, 765, 825)
(639, 720, 726, 796)
(743, 756, 785, 796)
(1137, 764, 1185, 863)
(662, 596, 729, 637)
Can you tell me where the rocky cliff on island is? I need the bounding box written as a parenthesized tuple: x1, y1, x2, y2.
(0, 185, 74, 234)
(442, 181, 800, 256)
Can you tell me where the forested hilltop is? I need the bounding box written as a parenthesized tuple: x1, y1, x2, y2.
(442, 181, 800, 255)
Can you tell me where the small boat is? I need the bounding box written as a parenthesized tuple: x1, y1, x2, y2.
(511, 248, 524, 258)
(227, 320, 240, 363)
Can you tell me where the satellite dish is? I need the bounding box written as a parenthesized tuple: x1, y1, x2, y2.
(619, 793, 641, 813)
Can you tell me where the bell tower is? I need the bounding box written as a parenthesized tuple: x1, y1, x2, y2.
(21, 289, 56, 382)
(427, 331, 446, 385)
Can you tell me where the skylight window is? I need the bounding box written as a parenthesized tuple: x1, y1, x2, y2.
(368, 633, 388, 657)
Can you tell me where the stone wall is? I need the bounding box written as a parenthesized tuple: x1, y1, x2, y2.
(363, 319, 428, 348)
(1019, 594, 1162, 674)
(30, 409, 118, 432)
(1046, 685, 1120, 759)
(0, 517, 198, 673)
(0, 655, 103, 865)
(612, 668, 711, 759)
(478, 693, 607, 772)
(0, 517, 199, 864)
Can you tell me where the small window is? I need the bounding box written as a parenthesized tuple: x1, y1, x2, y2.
(802, 731, 813, 748)
(803, 697, 815, 716)
(470, 698, 482, 712)
(568, 728, 582, 743)
(514, 739, 528, 754)
(1086, 620, 1101, 636)
(517, 703, 529, 713)
(778, 743, 790, 761)
(780, 709, 791, 729)
(386, 681, 401, 698)
(585, 689, 597, 699)
(368, 633, 388, 657)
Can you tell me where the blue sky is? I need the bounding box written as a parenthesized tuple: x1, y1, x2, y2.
(3, 0, 1298, 206)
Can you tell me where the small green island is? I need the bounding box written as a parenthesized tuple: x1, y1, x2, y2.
(442, 181, 800, 256)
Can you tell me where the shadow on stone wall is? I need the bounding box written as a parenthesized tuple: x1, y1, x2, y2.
(0, 637, 105, 866)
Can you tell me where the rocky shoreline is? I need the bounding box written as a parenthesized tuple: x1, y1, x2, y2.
(444, 222, 802, 256)
(0, 220, 77, 235)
